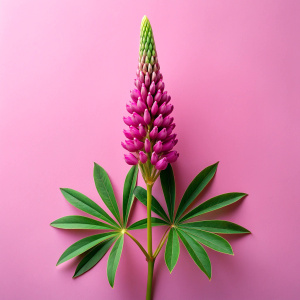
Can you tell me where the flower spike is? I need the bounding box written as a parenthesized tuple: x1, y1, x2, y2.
(122, 16, 178, 181)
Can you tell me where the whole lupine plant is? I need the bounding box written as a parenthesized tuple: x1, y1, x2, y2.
(51, 16, 250, 300)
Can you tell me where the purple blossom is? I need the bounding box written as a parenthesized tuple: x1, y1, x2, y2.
(122, 16, 179, 180)
(124, 153, 139, 165)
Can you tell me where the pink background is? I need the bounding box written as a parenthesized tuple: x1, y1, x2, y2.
(1, 1, 299, 299)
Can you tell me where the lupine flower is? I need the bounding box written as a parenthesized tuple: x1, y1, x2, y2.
(122, 16, 179, 182)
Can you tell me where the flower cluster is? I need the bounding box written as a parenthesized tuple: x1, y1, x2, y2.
(122, 16, 179, 182)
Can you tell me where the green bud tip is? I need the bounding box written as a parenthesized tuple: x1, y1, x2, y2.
(139, 16, 156, 64)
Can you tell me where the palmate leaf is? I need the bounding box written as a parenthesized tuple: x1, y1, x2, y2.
(127, 217, 169, 230)
(180, 220, 250, 234)
(60, 188, 119, 228)
(177, 229, 211, 279)
(50, 215, 118, 230)
(165, 228, 180, 273)
(160, 164, 176, 222)
(93, 163, 121, 225)
(107, 235, 124, 287)
(123, 166, 138, 226)
(133, 186, 170, 223)
(73, 237, 117, 277)
(175, 162, 219, 222)
(179, 193, 247, 222)
(56, 232, 118, 265)
(178, 227, 233, 255)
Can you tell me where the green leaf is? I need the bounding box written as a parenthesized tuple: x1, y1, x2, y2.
(133, 186, 170, 223)
(127, 217, 169, 230)
(60, 188, 119, 228)
(93, 163, 121, 225)
(175, 162, 219, 221)
(179, 227, 233, 255)
(56, 232, 118, 265)
(165, 228, 180, 273)
(73, 237, 117, 277)
(107, 235, 124, 287)
(160, 164, 176, 222)
(179, 193, 247, 222)
(50, 215, 118, 230)
(123, 166, 138, 226)
(177, 229, 211, 279)
(179, 220, 250, 234)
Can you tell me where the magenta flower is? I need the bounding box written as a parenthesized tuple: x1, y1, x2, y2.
(122, 16, 179, 182)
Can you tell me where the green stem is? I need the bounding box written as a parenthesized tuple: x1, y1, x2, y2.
(146, 260, 154, 300)
(125, 231, 150, 261)
(153, 227, 170, 258)
(147, 184, 153, 256)
(146, 183, 154, 300)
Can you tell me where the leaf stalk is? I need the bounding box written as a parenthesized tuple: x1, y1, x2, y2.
(125, 231, 150, 260)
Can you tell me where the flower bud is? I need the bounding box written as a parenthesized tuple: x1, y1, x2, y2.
(162, 139, 175, 152)
(141, 83, 147, 102)
(135, 79, 142, 90)
(121, 140, 137, 152)
(155, 70, 161, 83)
(123, 129, 133, 140)
(123, 116, 134, 126)
(151, 71, 156, 82)
(149, 126, 158, 139)
(139, 151, 148, 163)
(151, 152, 158, 165)
(133, 138, 144, 150)
(143, 63, 148, 73)
(144, 138, 151, 152)
(145, 72, 150, 87)
(153, 141, 162, 153)
(158, 102, 167, 114)
(155, 157, 168, 170)
(161, 91, 168, 103)
(164, 151, 179, 163)
(149, 81, 156, 94)
(151, 101, 159, 115)
(124, 153, 138, 165)
(128, 101, 140, 113)
(162, 116, 173, 127)
(126, 103, 134, 114)
(147, 93, 153, 107)
(130, 126, 142, 139)
(132, 112, 145, 125)
(156, 80, 163, 92)
(154, 90, 162, 104)
(137, 97, 147, 111)
(164, 104, 174, 116)
(139, 124, 147, 137)
(153, 114, 163, 127)
(139, 71, 145, 83)
(157, 128, 167, 140)
(144, 109, 151, 125)
(166, 123, 176, 135)
(164, 133, 177, 143)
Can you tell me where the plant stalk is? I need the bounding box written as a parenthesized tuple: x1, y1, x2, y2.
(125, 231, 149, 260)
(146, 183, 154, 300)
(153, 227, 170, 258)
(146, 259, 154, 300)
(147, 184, 153, 256)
